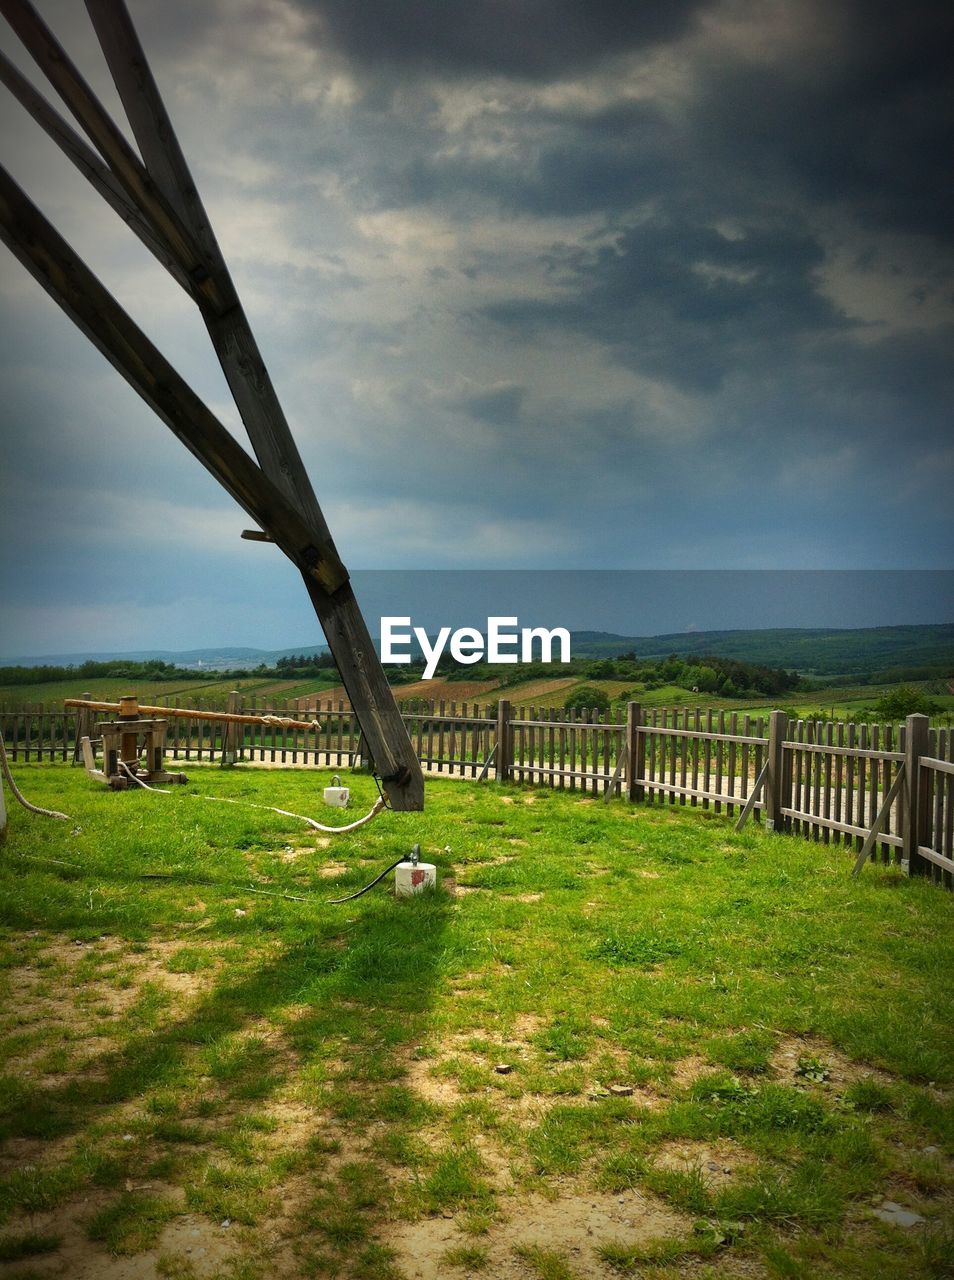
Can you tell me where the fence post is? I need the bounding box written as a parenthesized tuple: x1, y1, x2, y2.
(764, 709, 790, 832)
(221, 690, 239, 766)
(626, 702, 643, 803)
(71, 691, 92, 765)
(496, 699, 512, 783)
(902, 713, 929, 877)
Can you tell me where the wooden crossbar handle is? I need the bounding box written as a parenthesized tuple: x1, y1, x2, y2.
(64, 698, 321, 732)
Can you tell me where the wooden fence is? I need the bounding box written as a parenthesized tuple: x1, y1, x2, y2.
(1, 696, 951, 887)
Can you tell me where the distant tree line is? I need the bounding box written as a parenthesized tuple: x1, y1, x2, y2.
(0, 659, 216, 686)
(273, 653, 337, 676)
(0, 653, 342, 688)
(401, 650, 801, 700)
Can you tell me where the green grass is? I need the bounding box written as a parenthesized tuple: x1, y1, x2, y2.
(0, 763, 951, 1278)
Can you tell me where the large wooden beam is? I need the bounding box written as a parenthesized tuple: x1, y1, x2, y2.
(84, 0, 334, 532)
(0, 165, 345, 592)
(83, 0, 424, 810)
(0, 0, 221, 305)
(0, 163, 423, 809)
(0, 49, 199, 299)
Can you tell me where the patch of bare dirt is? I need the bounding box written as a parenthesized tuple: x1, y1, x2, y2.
(770, 1034, 894, 1090)
(384, 1185, 691, 1279)
(0, 1185, 242, 1280)
(0, 1133, 76, 1175)
(280, 837, 332, 857)
(668, 1055, 709, 1090)
(313, 861, 349, 878)
(655, 1139, 756, 1183)
(404, 1056, 464, 1107)
(508, 1013, 544, 1041)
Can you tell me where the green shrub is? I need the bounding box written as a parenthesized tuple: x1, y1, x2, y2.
(564, 686, 610, 715)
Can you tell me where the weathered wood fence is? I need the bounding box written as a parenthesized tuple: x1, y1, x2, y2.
(1, 696, 951, 886)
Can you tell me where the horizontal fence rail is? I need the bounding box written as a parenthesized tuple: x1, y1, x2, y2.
(1, 697, 951, 887)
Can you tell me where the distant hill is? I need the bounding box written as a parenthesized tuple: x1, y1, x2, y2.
(3, 623, 951, 679)
(0, 644, 330, 670)
(567, 624, 954, 676)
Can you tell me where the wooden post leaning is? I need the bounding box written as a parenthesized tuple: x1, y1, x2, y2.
(0, 0, 424, 811)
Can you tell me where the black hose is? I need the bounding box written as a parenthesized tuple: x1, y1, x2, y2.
(326, 855, 406, 904)
(326, 843, 421, 905)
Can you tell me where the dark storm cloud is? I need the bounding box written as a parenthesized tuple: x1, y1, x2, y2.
(299, 0, 709, 79)
(360, 98, 680, 219)
(485, 214, 848, 392)
(688, 1, 954, 242)
(289, 0, 954, 247)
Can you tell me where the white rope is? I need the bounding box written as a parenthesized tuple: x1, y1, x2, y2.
(201, 793, 388, 833)
(118, 760, 170, 793)
(0, 736, 70, 821)
(260, 714, 321, 730)
(0, 741, 383, 839)
(116, 759, 386, 834)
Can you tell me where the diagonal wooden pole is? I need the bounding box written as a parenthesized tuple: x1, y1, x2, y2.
(82, 0, 424, 810)
(0, 165, 344, 591)
(0, 2, 425, 808)
(0, 49, 199, 299)
(0, 0, 216, 301)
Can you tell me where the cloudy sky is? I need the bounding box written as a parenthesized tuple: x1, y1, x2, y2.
(1, 0, 952, 656)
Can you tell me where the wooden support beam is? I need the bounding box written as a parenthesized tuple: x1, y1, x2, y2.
(852, 763, 906, 877)
(0, 164, 346, 594)
(0, 1, 424, 810)
(65, 698, 321, 733)
(83, 0, 334, 535)
(603, 744, 629, 804)
(82, 0, 424, 810)
(734, 759, 769, 832)
(0, 169, 422, 807)
(0, 49, 201, 300)
(0, 0, 218, 302)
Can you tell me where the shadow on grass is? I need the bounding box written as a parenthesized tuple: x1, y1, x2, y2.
(0, 879, 453, 1151)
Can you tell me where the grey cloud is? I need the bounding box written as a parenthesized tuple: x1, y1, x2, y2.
(484, 214, 848, 392)
(295, 0, 710, 80)
(453, 383, 526, 425)
(683, 2, 954, 242)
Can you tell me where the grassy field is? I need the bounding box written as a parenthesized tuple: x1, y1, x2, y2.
(0, 765, 951, 1279)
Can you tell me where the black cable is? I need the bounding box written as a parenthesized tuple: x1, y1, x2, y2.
(326, 855, 406, 904)
(327, 842, 420, 905)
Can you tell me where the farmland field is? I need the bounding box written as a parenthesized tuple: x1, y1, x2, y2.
(0, 765, 951, 1278)
(0, 673, 341, 711)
